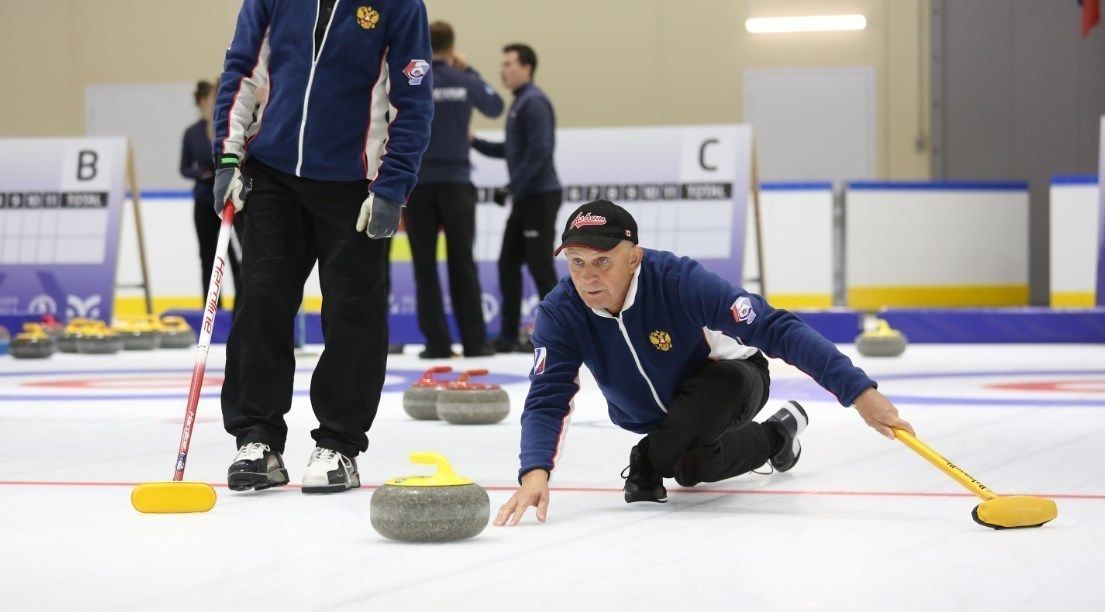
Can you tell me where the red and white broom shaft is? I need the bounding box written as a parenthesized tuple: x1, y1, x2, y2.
(173, 206, 236, 481)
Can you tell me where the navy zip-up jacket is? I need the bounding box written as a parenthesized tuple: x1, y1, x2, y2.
(472, 82, 561, 201)
(180, 119, 214, 204)
(418, 59, 503, 184)
(519, 249, 877, 479)
(213, 0, 433, 204)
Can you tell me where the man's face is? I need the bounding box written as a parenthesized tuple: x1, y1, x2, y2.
(564, 242, 643, 314)
(500, 51, 530, 90)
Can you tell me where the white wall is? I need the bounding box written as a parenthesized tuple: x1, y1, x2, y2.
(845, 183, 1029, 308)
(1049, 179, 1100, 307)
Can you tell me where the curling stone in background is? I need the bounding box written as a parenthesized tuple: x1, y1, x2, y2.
(39, 314, 64, 341)
(75, 321, 125, 355)
(10, 323, 56, 359)
(0, 325, 10, 356)
(436, 369, 510, 425)
(856, 319, 908, 357)
(57, 318, 95, 353)
(370, 452, 490, 543)
(113, 316, 162, 350)
(159, 315, 196, 349)
(403, 366, 453, 421)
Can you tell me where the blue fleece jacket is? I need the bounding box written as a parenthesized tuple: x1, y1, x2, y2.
(519, 249, 877, 479)
(418, 59, 503, 184)
(213, 0, 433, 204)
(471, 82, 561, 201)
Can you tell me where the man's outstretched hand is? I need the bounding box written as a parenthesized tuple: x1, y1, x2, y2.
(495, 469, 550, 526)
(854, 387, 914, 440)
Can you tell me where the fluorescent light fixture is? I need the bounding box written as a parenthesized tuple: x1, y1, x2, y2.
(745, 14, 867, 33)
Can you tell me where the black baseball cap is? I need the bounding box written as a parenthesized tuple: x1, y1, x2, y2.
(553, 200, 638, 255)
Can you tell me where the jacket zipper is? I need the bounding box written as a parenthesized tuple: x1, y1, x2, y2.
(296, 0, 341, 176)
(614, 315, 667, 413)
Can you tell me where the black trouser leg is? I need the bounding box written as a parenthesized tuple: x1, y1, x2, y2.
(221, 162, 315, 454)
(521, 190, 562, 299)
(405, 184, 451, 353)
(646, 356, 780, 484)
(193, 197, 221, 306)
(299, 175, 389, 458)
(439, 183, 486, 351)
(497, 202, 527, 340)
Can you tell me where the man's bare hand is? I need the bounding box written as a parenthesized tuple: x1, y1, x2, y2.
(494, 469, 550, 526)
(854, 387, 915, 440)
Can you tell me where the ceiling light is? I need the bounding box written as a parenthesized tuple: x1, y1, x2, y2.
(745, 14, 867, 33)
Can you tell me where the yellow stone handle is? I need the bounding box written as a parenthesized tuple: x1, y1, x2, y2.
(409, 452, 458, 479)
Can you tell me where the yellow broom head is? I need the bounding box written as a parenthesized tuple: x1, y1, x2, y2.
(972, 495, 1057, 529)
(132, 482, 217, 513)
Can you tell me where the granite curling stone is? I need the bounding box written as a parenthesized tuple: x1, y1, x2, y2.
(0, 325, 10, 356)
(856, 319, 908, 357)
(39, 314, 65, 341)
(114, 317, 162, 350)
(403, 366, 453, 421)
(75, 321, 124, 354)
(10, 324, 56, 359)
(158, 315, 196, 349)
(57, 318, 96, 353)
(370, 452, 490, 543)
(436, 369, 510, 425)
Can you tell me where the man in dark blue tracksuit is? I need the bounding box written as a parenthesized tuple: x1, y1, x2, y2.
(495, 200, 914, 524)
(472, 43, 561, 353)
(211, 0, 433, 494)
(407, 21, 504, 359)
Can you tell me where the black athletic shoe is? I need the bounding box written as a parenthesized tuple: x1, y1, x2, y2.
(766, 401, 809, 472)
(463, 342, 497, 358)
(621, 439, 668, 503)
(227, 442, 290, 491)
(419, 347, 456, 359)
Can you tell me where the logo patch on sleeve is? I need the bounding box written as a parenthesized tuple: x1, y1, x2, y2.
(731, 296, 757, 324)
(403, 59, 430, 85)
(533, 347, 547, 375)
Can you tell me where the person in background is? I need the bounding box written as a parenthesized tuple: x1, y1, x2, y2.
(407, 21, 504, 358)
(180, 79, 242, 309)
(472, 43, 561, 353)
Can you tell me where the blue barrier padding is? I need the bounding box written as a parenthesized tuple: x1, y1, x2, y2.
(759, 181, 833, 191)
(162, 310, 432, 345)
(846, 180, 1028, 191)
(879, 308, 1105, 343)
(127, 190, 193, 200)
(1050, 174, 1098, 185)
(792, 310, 862, 343)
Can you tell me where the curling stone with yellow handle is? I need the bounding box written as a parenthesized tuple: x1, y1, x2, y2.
(370, 453, 490, 542)
(856, 319, 908, 357)
(159, 315, 196, 349)
(10, 323, 56, 359)
(57, 318, 98, 353)
(113, 316, 162, 350)
(75, 320, 125, 355)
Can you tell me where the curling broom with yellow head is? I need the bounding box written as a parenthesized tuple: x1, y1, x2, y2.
(131, 207, 239, 513)
(894, 428, 1057, 529)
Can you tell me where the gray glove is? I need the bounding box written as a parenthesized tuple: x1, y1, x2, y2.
(212, 158, 249, 216)
(355, 192, 402, 239)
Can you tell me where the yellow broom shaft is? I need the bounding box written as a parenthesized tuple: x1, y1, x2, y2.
(894, 428, 997, 501)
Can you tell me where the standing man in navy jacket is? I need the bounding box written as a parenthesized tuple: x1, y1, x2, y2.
(407, 21, 503, 359)
(495, 200, 914, 524)
(212, 0, 433, 494)
(472, 43, 561, 353)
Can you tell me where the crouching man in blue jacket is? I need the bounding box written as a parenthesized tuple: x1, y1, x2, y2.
(495, 199, 914, 525)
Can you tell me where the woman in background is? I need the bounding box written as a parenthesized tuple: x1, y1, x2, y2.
(180, 80, 242, 309)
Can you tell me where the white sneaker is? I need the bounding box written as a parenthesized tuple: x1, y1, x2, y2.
(302, 447, 360, 494)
